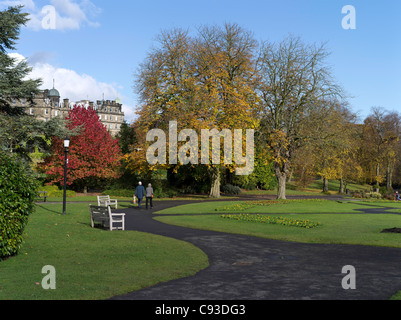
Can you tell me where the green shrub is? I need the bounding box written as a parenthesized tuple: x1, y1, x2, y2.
(40, 185, 76, 197)
(103, 187, 179, 199)
(383, 191, 396, 201)
(352, 191, 382, 199)
(221, 184, 242, 195)
(232, 155, 277, 191)
(102, 189, 134, 197)
(0, 153, 39, 260)
(365, 192, 382, 199)
(154, 187, 178, 198)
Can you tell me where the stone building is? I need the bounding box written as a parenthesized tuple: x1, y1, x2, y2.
(11, 85, 125, 136)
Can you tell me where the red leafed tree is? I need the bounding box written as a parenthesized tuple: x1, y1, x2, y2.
(42, 105, 122, 191)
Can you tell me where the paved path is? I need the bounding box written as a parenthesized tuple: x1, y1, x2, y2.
(110, 198, 401, 300)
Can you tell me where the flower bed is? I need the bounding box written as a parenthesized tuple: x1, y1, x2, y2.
(221, 213, 321, 229)
(215, 200, 283, 212)
(215, 199, 327, 212)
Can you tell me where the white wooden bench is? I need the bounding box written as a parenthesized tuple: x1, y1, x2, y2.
(97, 195, 118, 209)
(89, 205, 125, 231)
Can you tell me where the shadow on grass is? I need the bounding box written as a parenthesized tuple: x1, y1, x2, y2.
(35, 204, 63, 215)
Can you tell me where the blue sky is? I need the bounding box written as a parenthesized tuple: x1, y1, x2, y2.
(2, 0, 401, 122)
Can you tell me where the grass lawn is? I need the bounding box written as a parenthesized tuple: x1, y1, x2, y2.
(154, 200, 401, 248)
(155, 213, 401, 248)
(155, 199, 401, 215)
(42, 194, 238, 204)
(0, 203, 208, 300)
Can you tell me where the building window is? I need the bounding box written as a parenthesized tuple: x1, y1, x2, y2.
(55, 110, 58, 117)
(30, 108, 34, 115)
(45, 109, 49, 115)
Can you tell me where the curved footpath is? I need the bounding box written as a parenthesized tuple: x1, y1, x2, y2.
(110, 196, 401, 300)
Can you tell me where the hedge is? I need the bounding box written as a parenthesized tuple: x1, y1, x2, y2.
(0, 153, 39, 260)
(39, 185, 76, 197)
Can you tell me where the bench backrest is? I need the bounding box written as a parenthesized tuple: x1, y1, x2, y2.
(90, 205, 111, 220)
(97, 195, 110, 206)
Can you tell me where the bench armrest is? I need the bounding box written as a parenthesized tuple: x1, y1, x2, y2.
(111, 213, 125, 217)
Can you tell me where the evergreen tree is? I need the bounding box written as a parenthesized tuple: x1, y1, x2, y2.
(116, 121, 137, 154)
(0, 6, 42, 115)
(0, 6, 54, 161)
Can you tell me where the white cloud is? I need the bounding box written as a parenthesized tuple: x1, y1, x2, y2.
(9, 52, 137, 121)
(0, 0, 36, 10)
(0, 0, 101, 31)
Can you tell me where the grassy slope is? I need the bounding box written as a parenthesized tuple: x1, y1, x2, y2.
(0, 203, 208, 300)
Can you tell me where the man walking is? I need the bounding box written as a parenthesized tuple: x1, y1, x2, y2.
(135, 182, 145, 208)
(146, 183, 154, 209)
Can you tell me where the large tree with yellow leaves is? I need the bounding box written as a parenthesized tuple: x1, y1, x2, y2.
(129, 23, 260, 197)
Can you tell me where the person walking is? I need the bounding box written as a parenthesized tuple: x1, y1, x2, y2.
(146, 183, 154, 209)
(135, 182, 145, 208)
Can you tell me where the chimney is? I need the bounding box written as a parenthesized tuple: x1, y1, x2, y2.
(63, 99, 69, 108)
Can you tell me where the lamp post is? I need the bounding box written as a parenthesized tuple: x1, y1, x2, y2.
(62, 137, 70, 215)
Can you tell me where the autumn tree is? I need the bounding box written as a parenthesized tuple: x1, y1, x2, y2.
(294, 99, 360, 193)
(42, 106, 123, 192)
(257, 36, 343, 199)
(360, 108, 401, 190)
(129, 23, 260, 197)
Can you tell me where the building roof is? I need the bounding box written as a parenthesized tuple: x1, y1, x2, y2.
(48, 88, 60, 97)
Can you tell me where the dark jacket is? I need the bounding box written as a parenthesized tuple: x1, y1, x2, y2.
(135, 185, 145, 199)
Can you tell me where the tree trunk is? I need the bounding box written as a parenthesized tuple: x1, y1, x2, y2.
(386, 164, 393, 191)
(274, 160, 289, 200)
(375, 163, 380, 186)
(277, 173, 287, 199)
(209, 166, 221, 198)
(287, 168, 293, 183)
(323, 177, 329, 193)
(339, 178, 344, 194)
